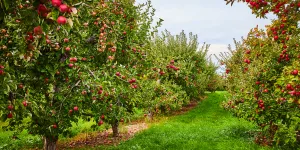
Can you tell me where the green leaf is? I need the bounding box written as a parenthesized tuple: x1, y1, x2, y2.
(50, 10, 60, 21)
(40, 69, 47, 73)
(2, 0, 10, 10)
(0, 114, 7, 122)
(3, 84, 10, 95)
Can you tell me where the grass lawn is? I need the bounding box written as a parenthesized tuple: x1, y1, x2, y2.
(94, 92, 278, 150)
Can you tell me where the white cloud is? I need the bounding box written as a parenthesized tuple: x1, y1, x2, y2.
(208, 44, 229, 57)
(136, 0, 274, 60)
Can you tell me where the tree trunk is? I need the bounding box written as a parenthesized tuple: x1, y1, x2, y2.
(43, 136, 58, 150)
(111, 121, 119, 137)
(148, 110, 153, 120)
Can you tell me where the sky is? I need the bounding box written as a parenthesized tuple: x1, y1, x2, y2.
(135, 0, 274, 64)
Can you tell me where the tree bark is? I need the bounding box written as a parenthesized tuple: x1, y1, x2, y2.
(111, 121, 119, 137)
(148, 110, 153, 120)
(43, 136, 58, 150)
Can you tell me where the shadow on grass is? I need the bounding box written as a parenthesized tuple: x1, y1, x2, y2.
(220, 124, 256, 140)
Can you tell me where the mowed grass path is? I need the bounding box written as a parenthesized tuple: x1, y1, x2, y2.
(98, 92, 273, 150)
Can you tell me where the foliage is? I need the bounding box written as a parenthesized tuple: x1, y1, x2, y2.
(147, 30, 217, 98)
(0, 0, 218, 149)
(137, 30, 218, 115)
(221, 0, 300, 148)
(0, 0, 161, 149)
(207, 74, 226, 92)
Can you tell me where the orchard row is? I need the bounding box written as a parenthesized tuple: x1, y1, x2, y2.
(0, 0, 219, 149)
(222, 0, 300, 149)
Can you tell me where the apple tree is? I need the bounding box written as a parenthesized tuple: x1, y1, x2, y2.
(221, 0, 300, 148)
(139, 30, 218, 116)
(0, 0, 159, 149)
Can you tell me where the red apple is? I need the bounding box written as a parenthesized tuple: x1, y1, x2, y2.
(289, 90, 296, 96)
(22, 101, 28, 107)
(51, 0, 61, 7)
(129, 78, 136, 83)
(59, 4, 68, 13)
(53, 124, 57, 129)
(64, 38, 69, 43)
(65, 47, 71, 51)
(68, 63, 74, 68)
(7, 113, 13, 118)
(46, 39, 51, 44)
(160, 71, 165, 76)
(245, 50, 251, 54)
(7, 105, 13, 110)
(57, 16, 67, 25)
(115, 72, 121, 76)
(33, 26, 43, 35)
(37, 4, 48, 15)
(244, 59, 250, 64)
(170, 60, 175, 64)
(105, 92, 109, 97)
(98, 120, 103, 126)
(292, 70, 298, 75)
(73, 106, 78, 111)
(282, 49, 287, 53)
(173, 67, 179, 71)
(81, 90, 87, 95)
(226, 69, 230, 74)
(108, 56, 114, 60)
(18, 84, 24, 89)
(69, 57, 77, 62)
(101, 114, 105, 120)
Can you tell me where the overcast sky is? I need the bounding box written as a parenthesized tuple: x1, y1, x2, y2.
(136, 0, 274, 64)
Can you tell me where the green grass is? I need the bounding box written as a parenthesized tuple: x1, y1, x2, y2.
(0, 92, 280, 150)
(96, 92, 276, 150)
